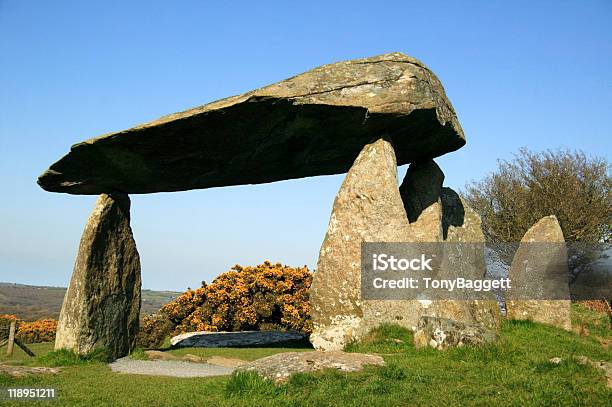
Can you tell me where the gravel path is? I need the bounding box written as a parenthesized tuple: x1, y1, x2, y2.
(109, 357, 235, 378)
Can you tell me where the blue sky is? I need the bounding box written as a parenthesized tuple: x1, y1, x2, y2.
(0, 1, 610, 291)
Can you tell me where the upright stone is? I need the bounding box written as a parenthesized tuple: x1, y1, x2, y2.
(362, 159, 451, 336)
(399, 160, 444, 242)
(309, 139, 415, 351)
(397, 167, 500, 331)
(440, 188, 501, 330)
(506, 215, 571, 330)
(55, 193, 141, 360)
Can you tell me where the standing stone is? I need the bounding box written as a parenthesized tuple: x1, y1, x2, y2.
(398, 167, 500, 331)
(55, 193, 141, 360)
(362, 159, 454, 336)
(440, 188, 501, 331)
(506, 215, 571, 331)
(310, 138, 417, 351)
(399, 160, 444, 242)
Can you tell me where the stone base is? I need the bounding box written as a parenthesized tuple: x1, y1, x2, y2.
(413, 316, 497, 350)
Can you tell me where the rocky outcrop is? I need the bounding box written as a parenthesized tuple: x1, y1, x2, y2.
(413, 316, 497, 350)
(236, 351, 385, 383)
(37, 53, 464, 195)
(55, 193, 141, 361)
(309, 139, 417, 351)
(506, 215, 571, 330)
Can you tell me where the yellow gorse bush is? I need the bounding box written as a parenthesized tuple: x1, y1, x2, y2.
(16, 319, 57, 343)
(152, 261, 312, 340)
(1, 314, 57, 343)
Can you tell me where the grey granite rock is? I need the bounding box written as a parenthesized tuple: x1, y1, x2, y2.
(506, 216, 571, 330)
(169, 330, 306, 348)
(413, 316, 497, 350)
(236, 351, 385, 383)
(309, 139, 418, 351)
(55, 193, 141, 361)
(37, 52, 464, 195)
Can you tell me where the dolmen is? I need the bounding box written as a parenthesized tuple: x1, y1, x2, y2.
(39, 52, 542, 359)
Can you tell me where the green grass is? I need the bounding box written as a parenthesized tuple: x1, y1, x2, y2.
(1, 344, 109, 367)
(571, 302, 612, 340)
(166, 338, 313, 361)
(0, 342, 54, 365)
(1, 304, 610, 406)
(129, 347, 149, 361)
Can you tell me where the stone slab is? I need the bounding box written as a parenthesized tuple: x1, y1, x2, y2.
(38, 52, 464, 194)
(170, 330, 306, 348)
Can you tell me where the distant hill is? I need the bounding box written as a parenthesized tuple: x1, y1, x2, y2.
(0, 282, 181, 321)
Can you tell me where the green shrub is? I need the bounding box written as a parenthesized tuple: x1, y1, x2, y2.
(137, 261, 312, 347)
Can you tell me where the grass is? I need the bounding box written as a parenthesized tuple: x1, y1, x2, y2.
(1, 344, 109, 367)
(166, 338, 313, 361)
(571, 302, 612, 340)
(0, 342, 54, 365)
(129, 347, 149, 360)
(0, 304, 610, 406)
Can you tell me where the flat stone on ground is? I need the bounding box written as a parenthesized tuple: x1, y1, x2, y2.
(236, 351, 385, 383)
(0, 364, 61, 377)
(170, 330, 306, 348)
(206, 356, 249, 368)
(109, 357, 234, 377)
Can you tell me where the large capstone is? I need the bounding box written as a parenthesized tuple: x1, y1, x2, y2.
(506, 215, 571, 331)
(55, 193, 141, 360)
(309, 138, 417, 351)
(37, 52, 464, 195)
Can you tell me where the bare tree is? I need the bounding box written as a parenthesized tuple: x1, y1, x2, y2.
(464, 148, 610, 244)
(463, 149, 611, 286)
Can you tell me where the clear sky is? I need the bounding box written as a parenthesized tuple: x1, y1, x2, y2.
(0, 1, 610, 291)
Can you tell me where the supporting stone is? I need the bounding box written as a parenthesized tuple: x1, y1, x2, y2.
(309, 138, 416, 351)
(506, 215, 571, 330)
(398, 166, 500, 331)
(440, 187, 501, 331)
(55, 193, 141, 361)
(399, 160, 444, 242)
